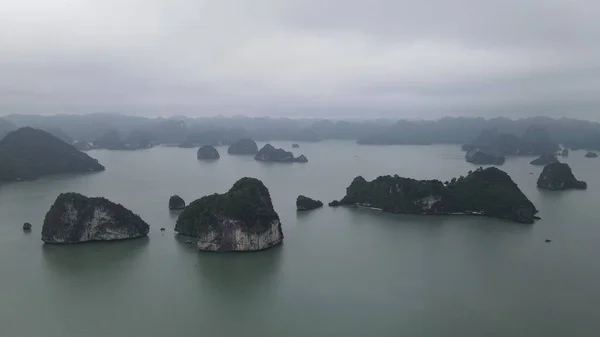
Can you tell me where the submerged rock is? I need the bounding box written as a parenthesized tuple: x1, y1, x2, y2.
(228, 138, 259, 155)
(530, 153, 559, 166)
(335, 167, 538, 224)
(175, 177, 283, 252)
(42, 193, 149, 243)
(585, 151, 598, 158)
(254, 144, 307, 163)
(169, 195, 186, 210)
(537, 163, 587, 190)
(22, 222, 32, 231)
(465, 149, 505, 165)
(296, 195, 323, 211)
(197, 145, 220, 159)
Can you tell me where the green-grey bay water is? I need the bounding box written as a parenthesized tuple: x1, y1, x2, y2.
(1, 141, 599, 337)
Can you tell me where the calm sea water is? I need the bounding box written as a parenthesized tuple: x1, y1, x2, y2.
(1, 141, 599, 337)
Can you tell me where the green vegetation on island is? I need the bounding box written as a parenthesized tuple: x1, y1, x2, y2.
(0, 127, 105, 181)
(296, 195, 323, 211)
(175, 177, 283, 251)
(197, 145, 220, 159)
(537, 163, 587, 190)
(465, 149, 505, 165)
(42, 193, 149, 243)
(335, 167, 538, 223)
(169, 195, 186, 210)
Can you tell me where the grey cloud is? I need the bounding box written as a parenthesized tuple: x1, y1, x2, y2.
(282, 0, 600, 50)
(0, 0, 599, 119)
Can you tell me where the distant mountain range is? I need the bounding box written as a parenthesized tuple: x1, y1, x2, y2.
(1, 114, 600, 151)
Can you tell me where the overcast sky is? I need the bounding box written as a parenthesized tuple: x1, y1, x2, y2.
(1, 0, 599, 119)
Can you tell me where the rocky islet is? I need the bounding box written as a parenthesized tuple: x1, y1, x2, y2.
(296, 195, 323, 211)
(254, 144, 307, 163)
(537, 163, 587, 190)
(197, 145, 220, 159)
(465, 149, 505, 165)
(530, 153, 559, 166)
(169, 195, 186, 210)
(42, 193, 149, 243)
(175, 177, 283, 252)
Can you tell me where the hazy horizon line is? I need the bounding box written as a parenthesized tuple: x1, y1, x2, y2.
(3, 112, 600, 124)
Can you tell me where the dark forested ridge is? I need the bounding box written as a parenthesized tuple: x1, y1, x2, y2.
(2, 114, 600, 150)
(0, 118, 15, 139)
(0, 127, 105, 181)
(337, 167, 538, 223)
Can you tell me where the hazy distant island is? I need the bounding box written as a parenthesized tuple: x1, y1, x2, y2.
(530, 153, 559, 166)
(255, 144, 307, 163)
(43, 127, 74, 145)
(197, 145, 220, 160)
(296, 195, 323, 211)
(585, 151, 598, 158)
(462, 125, 559, 156)
(178, 129, 236, 148)
(465, 149, 505, 165)
(42, 193, 149, 243)
(333, 167, 538, 223)
(3, 114, 600, 151)
(228, 138, 259, 155)
(537, 163, 587, 190)
(93, 130, 126, 150)
(0, 127, 104, 181)
(175, 177, 283, 252)
(93, 129, 154, 150)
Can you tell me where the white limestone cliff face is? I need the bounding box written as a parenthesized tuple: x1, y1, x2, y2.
(197, 218, 283, 252)
(416, 195, 442, 212)
(42, 193, 149, 243)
